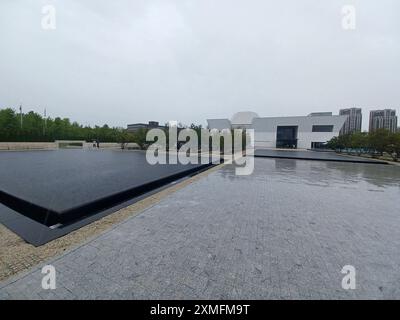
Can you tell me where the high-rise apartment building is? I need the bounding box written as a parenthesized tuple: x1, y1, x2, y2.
(369, 109, 398, 133)
(339, 108, 362, 135)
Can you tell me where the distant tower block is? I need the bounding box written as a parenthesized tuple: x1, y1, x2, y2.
(339, 108, 362, 135)
(369, 109, 398, 133)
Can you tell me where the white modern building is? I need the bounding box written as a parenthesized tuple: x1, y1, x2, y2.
(207, 111, 347, 149)
(230, 111, 260, 129)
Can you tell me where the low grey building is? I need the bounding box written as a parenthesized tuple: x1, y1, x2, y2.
(127, 121, 165, 133)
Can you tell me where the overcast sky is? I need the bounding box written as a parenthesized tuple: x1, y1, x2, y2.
(1, 0, 399, 130)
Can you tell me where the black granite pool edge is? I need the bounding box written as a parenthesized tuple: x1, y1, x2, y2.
(0, 190, 60, 226)
(254, 154, 389, 164)
(0, 162, 218, 246)
(58, 162, 216, 226)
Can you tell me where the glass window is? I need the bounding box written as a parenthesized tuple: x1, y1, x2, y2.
(312, 125, 333, 132)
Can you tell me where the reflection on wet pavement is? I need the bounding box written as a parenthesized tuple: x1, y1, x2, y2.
(220, 158, 400, 189)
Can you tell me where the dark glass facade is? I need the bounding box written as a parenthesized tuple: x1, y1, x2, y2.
(276, 126, 298, 148)
(312, 125, 334, 132)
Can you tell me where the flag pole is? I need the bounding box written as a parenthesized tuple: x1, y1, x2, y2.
(19, 104, 23, 129)
(43, 108, 47, 135)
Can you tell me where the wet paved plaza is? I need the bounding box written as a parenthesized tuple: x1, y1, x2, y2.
(1, 158, 399, 299)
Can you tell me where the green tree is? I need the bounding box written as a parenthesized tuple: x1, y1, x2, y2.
(385, 132, 400, 161)
(327, 136, 339, 150)
(0, 108, 19, 141)
(133, 128, 149, 150)
(349, 132, 368, 155)
(368, 129, 390, 156)
(0, 107, 140, 143)
(21, 111, 43, 141)
(116, 130, 135, 149)
(327, 134, 351, 152)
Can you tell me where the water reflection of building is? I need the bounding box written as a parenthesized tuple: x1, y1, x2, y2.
(325, 161, 400, 188)
(274, 158, 297, 171)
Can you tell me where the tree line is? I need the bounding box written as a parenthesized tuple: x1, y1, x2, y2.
(0, 108, 209, 149)
(0, 108, 134, 143)
(327, 129, 400, 161)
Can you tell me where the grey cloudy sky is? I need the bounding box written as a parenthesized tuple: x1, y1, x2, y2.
(1, 0, 399, 130)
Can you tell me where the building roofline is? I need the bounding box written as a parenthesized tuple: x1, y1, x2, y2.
(252, 115, 345, 120)
(369, 109, 397, 112)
